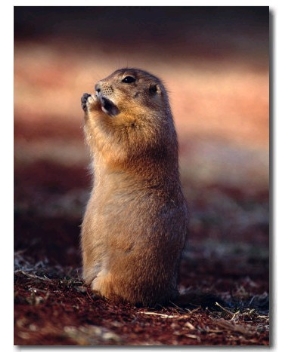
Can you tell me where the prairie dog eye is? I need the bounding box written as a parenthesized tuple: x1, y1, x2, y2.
(122, 76, 136, 84)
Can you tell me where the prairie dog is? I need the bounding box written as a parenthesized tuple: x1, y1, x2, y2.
(80, 68, 188, 306)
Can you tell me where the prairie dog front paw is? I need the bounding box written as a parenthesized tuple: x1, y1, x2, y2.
(81, 93, 101, 112)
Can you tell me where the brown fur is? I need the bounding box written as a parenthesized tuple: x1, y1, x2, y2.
(80, 68, 188, 306)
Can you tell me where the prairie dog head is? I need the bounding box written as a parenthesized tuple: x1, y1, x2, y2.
(94, 68, 172, 126)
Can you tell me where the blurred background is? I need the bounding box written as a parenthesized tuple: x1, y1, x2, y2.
(14, 6, 269, 266)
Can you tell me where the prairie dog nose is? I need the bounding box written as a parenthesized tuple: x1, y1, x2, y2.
(95, 83, 101, 93)
(95, 82, 114, 96)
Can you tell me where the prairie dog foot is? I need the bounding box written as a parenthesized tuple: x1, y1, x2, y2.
(91, 271, 115, 300)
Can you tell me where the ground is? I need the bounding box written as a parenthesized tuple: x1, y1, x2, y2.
(14, 7, 269, 346)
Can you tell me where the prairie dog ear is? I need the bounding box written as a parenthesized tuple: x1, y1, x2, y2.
(149, 83, 162, 95)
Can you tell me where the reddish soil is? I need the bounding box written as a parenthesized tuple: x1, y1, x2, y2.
(14, 7, 269, 346)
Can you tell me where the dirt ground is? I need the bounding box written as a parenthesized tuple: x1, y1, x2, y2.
(14, 7, 269, 346)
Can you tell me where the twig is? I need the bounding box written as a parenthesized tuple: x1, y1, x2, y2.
(215, 302, 235, 317)
(137, 311, 178, 319)
(15, 270, 51, 281)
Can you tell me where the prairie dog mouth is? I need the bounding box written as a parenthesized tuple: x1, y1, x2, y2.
(96, 91, 119, 116)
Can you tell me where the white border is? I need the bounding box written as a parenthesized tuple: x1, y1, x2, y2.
(5, 1, 300, 351)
